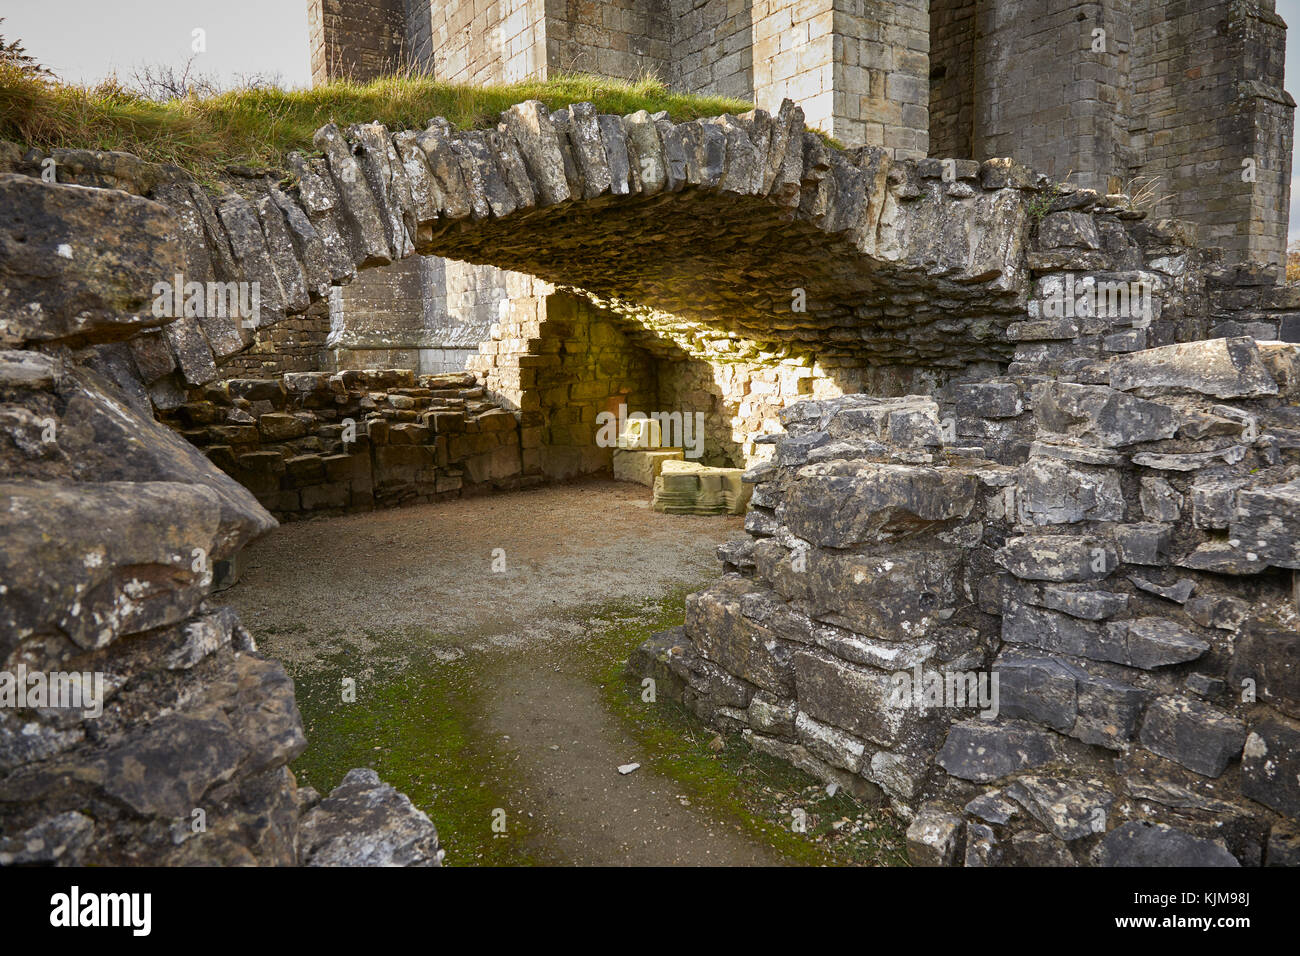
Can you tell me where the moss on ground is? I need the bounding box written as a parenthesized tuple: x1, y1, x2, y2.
(270, 579, 906, 867)
(287, 641, 541, 866)
(576, 587, 910, 867)
(0, 66, 753, 178)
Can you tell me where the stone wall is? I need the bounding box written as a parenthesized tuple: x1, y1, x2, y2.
(217, 298, 333, 378)
(669, 0, 757, 102)
(163, 370, 528, 521)
(546, 0, 673, 80)
(329, 256, 540, 374)
(629, 198, 1300, 867)
(470, 290, 658, 479)
(927, 0, 976, 160)
(825, 0, 930, 157)
(927, 0, 1295, 268)
(308, 0, 409, 85)
(967, 0, 1135, 192)
(410, 0, 549, 84)
(668, 0, 930, 157)
(1130, 0, 1294, 268)
(0, 174, 441, 865)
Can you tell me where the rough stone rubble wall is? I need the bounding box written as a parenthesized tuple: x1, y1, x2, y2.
(218, 298, 333, 378)
(163, 370, 528, 521)
(629, 203, 1300, 867)
(0, 175, 442, 866)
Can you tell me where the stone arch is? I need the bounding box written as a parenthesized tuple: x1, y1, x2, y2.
(125, 97, 1039, 483)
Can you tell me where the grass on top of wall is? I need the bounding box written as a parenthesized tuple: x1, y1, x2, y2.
(0, 64, 759, 178)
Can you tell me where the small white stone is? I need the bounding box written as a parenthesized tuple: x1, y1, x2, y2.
(617, 763, 640, 775)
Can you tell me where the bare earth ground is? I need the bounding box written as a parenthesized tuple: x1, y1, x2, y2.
(225, 479, 791, 865)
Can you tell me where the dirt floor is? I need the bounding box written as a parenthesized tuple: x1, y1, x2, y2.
(225, 479, 908, 866)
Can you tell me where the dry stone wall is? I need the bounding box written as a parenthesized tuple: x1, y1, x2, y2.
(0, 177, 441, 865)
(629, 206, 1300, 867)
(162, 370, 528, 521)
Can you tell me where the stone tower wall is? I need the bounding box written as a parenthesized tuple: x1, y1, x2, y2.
(307, 0, 409, 85)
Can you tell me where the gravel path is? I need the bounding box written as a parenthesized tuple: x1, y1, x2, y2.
(225, 480, 782, 865)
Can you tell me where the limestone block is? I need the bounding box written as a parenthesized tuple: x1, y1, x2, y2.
(612, 448, 683, 487)
(651, 460, 752, 515)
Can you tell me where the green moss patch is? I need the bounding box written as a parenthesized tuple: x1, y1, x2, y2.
(577, 589, 910, 867)
(288, 641, 540, 866)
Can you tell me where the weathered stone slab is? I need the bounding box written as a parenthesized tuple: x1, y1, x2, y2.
(285, 152, 357, 282)
(1242, 717, 1300, 817)
(501, 101, 571, 206)
(255, 192, 313, 312)
(0, 480, 224, 652)
(0, 174, 182, 346)
(996, 534, 1117, 582)
(686, 578, 794, 696)
(1109, 337, 1278, 399)
(1097, 821, 1239, 866)
(1032, 382, 1178, 446)
(349, 122, 416, 259)
(312, 123, 392, 265)
(623, 110, 666, 196)
(906, 805, 964, 866)
(1016, 456, 1124, 524)
(782, 465, 980, 547)
(936, 719, 1061, 782)
(1230, 478, 1300, 569)
(1139, 696, 1247, 777)
(1005, 775, 1114, 840)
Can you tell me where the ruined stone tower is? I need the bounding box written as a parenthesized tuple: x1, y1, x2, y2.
(309, 0, 1294, 267)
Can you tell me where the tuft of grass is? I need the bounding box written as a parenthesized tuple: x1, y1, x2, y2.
(0, 65, 754, 178)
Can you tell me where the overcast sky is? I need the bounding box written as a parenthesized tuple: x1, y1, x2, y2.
(3, 0, 312, 89)
(6, 0, 1300, 242)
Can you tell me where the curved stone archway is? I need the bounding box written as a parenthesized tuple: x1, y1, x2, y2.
(111, 97, 1037, 415)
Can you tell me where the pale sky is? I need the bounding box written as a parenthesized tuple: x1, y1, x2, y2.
(5, 0, 1300, 241)
(2, 0, 312, 89)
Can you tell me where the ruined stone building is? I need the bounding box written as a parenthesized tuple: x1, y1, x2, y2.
(302, 0, 1294, 453)
(3, 3, 1300, 868)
